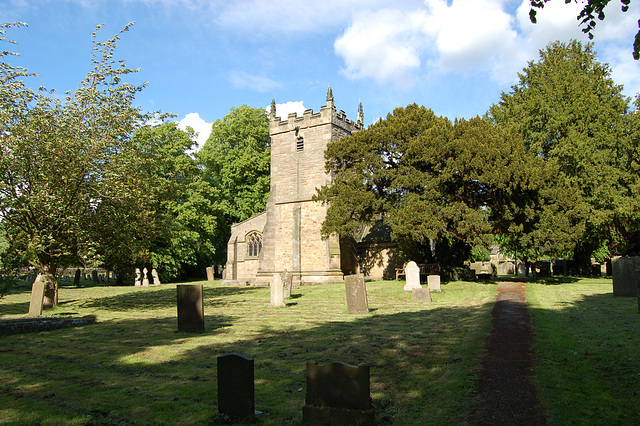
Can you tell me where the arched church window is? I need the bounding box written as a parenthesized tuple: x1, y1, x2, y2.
(246, 231, 262, 258)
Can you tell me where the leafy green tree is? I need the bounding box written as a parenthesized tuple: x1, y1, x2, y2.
(0, 23, 156, 306)
(529, 0, 639, 59)
(490, 40, 639, 268)
(197, 105, 270, 265)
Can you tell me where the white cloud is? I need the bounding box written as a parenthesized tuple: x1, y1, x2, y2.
(177, 112, 212, 149)
(229, 71, 282, 93)
(266, 101, 306, 119)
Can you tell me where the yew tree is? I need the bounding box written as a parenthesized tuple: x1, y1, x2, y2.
(0, 23, 155, 306)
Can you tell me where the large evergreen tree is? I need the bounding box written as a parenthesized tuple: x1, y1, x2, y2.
(490, 40, 639, 267)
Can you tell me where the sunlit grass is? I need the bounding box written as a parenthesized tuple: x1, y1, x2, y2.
(0, 279, 495, 424)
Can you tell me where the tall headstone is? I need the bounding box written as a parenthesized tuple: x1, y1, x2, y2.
(303, 361, 374, 425)
(345, 274, 369, 314)
(142, 267, 149, 287)
(427, 275, 441, 292)
(612, 256, 640, 297)
(177, 284, 204, 332)
(206, 266, 214, 281)
(412, 287, 431, 303)
(28, 274, 45, 317)
(403, 261, 421, 292)
(281, 270, 292, 299)
(217, 354, 255, 418)
(134, 268, 142, 287)
(269, 274, 285, 308)
(73, 268, 81, 286)
(151, 269, 161, 286)
(91, 270, 99, 285)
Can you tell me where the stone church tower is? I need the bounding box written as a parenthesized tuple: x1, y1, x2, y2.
(223, 89, 364, 285)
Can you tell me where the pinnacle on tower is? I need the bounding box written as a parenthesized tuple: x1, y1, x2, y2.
(358, 102, 364, 126)
(270, 99, 277, 118)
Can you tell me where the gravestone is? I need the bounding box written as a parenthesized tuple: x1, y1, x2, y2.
(206, 266, 214, 281)
(151, 269, 161, 286)
(269, 273, 285, 307)
(345, 274, 369, 314)
(217, 354, 255, 418)
(612, 256, 640, 297)
(403, 261, 421, 292)
(303, 361, 374, 425)
(134, 268, 142, 287)
(281, 270, 292, 299)
(142, 267, 150, 286)
(412, 287, 431, 303)
(74, 269, 81, 286)
(28, 275, 45, 317)
(91, 270, 99, 285)
(177, 284, 204, 332)
(427, 274, 441, 292)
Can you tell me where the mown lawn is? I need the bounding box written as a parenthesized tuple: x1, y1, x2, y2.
(0, 280, 495, 425)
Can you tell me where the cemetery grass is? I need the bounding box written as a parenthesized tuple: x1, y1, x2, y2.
(0, 280, 495, 425)
(527, 278, 640, 424)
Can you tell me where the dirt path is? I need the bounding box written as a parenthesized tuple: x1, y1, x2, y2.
(467, 281, 547, 425)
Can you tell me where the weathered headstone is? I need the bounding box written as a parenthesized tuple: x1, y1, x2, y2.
(269, 273, 285, 308)
(134, 268, 142, 287)
(151, 268, 161, 286)
(142, 267, 149, 287)
(427, 274, 441, 292)
(303, 361, 374, 425)
(28, 274, 45, 317)
(74, 268, 81, 286)
(217, 354, 255, 418)
(281, 270, 292, 299)
(206, 266, 214, 281)
(403, 261, 421, 292)
(345, 274, 369, 314)
(412, 287, 431, 303)
(177, 284, 204, 332)
(612, 256, 640, 297)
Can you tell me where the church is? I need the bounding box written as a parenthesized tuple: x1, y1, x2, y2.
(222, 89, 400, 286)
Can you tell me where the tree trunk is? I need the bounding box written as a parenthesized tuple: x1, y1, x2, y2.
(39, 259, 58, 308)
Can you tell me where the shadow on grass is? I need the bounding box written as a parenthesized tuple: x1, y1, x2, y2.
(0, 299, 492, 425)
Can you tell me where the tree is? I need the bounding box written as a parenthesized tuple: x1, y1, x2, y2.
(0, 23, 156, 306)
(529, 0, 640, 59)
(490, 40, 639, 269)
(197, 105, 270, 265)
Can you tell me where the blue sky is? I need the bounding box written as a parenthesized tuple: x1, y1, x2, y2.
(3, 0, 639, 147)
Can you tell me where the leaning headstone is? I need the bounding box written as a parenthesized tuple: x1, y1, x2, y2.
(151, 269, 161, 286)
(269, 273, 285, 308)
(612, 256, 640, 297)
(74, 269, 81, 286)
(206, 266, 214, 281)
(412, 287, 431, 303)
(303, 361, 374, 425)
(403, 261, 421, 292)
(134, 268, 142, 287)
(217, 354, 255, 418)
(28, 274, 46, 317)
(281, 270, 292, 298)
(142, 267, 150, 286)
(427, 274, 441, 292)
(177, 284, 204, 332)
(345, 274, 369, 314)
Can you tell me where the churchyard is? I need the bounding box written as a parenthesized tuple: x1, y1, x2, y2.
(1, 276, 638, 424)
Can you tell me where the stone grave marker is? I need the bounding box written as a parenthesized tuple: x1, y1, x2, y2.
(91, 270, 99, 285)
(151, 268, 161, 286)
(412, 287, 431, 303)
(345, 274, 369, 314)
(177, 284, 204, 332)
(134, 268, 142, 287)
(217, 353, 255, 418)
(403, 261, 422, 292)
(142, 267, 150, 286)
(74, 269, 81, 286)
(612, 256, 640, 296)
(206, 266, 214, 281)
(281, 270, 292, 298)
(269, 273, 285, 307)
(28, 275, 45, 317)
(303, 361, 374, 425)
(427, 274, 441, 292)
